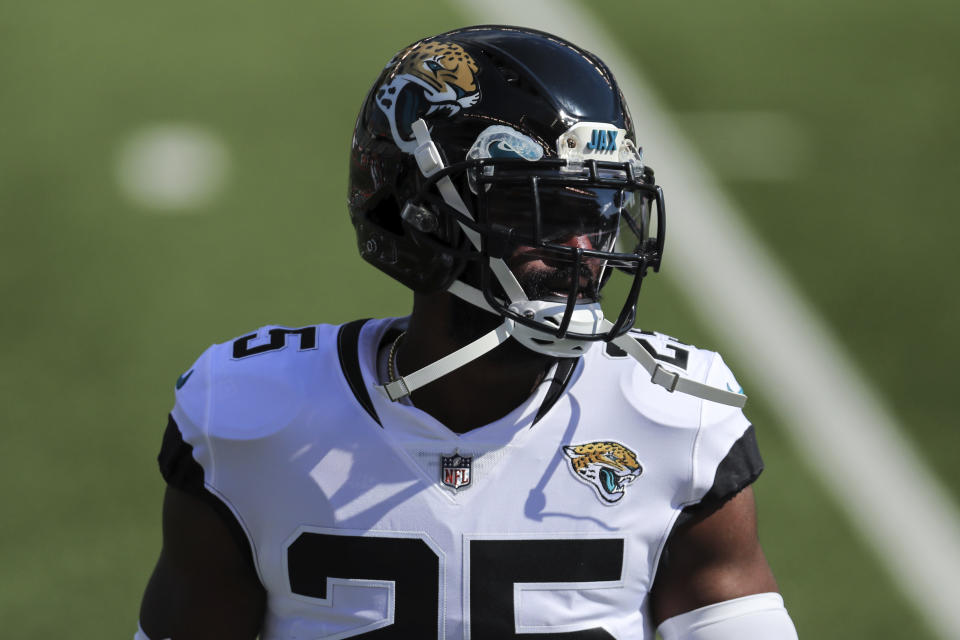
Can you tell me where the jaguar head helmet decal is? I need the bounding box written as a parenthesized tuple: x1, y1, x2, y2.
(376, 41, 481, 153)
(563, 441, 643, 504)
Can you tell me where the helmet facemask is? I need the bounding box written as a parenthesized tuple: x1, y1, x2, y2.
(410, 150, 665, 356)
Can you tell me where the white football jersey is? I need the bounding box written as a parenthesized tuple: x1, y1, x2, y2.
(164, 317, 757, 639)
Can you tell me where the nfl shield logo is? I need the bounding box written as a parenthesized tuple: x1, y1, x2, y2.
(441, 452, 472, 491)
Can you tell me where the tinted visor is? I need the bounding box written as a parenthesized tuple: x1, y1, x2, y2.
(475, 177, 656, 302)
(482, 183, 620, 246)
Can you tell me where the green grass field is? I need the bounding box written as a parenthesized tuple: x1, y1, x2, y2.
(1, 1, 957, 637)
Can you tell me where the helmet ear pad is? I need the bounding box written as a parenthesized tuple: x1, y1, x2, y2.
(358, 203, 471, 293)
(350, 142, 473, 293)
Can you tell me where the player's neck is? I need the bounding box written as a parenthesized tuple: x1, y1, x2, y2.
(397, 292, 556, 434)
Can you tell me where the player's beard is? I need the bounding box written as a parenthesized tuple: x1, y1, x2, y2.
(446, 259, 600, 363)
(510, 261, 601, 303)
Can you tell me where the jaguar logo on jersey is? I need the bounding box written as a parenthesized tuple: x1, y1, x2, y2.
(440, 452, 473, 491)
(377, 41, 481, 153)
(563, 441, 643, 504)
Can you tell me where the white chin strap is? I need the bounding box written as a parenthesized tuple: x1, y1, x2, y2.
(375, 119, 745, 409)
(605, 321, 746, 408)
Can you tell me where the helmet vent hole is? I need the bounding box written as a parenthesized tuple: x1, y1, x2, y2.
(483, 50, 539, 97)
(367, 196, 403, 235)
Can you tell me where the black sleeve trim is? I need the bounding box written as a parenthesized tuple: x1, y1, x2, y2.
(336, 319, 381, 427)
(158, 415, 259, 578)
(675, 424, 764, 528)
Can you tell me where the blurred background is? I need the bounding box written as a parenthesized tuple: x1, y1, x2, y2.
(1, 0, 957, 637)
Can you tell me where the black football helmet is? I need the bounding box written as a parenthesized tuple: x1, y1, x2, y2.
(349, 25, 664, 356)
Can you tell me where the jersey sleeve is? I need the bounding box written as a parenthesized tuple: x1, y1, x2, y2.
(161, 340, 219, 488)
(686, 352, 763, 511)
(155, 343, 260, 574)
(158, 413, 205, 495)
(155, 325, 337, 583)
(159, 343, 215, 495)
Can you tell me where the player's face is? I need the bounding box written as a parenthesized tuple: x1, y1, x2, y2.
(506, 236, 605, 302)
(484, 184, 620, 303)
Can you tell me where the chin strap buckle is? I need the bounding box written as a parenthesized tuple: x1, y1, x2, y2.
(382, 377, 411, 402)
(609, 331, 748, 408)
(413, 142, 443, 178)
(650, 364, 680, 392)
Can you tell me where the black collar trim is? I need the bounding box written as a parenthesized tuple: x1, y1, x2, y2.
(532, 357, 578, 425)
(337, 318, 577, 429)
(336, 319, 382, 427)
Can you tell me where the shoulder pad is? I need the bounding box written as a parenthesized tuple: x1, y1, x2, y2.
(592, 331, 713, 425)
(595, 330, 747, 420)
(589, 331, 753, 505)
(171, 324, 338, 442)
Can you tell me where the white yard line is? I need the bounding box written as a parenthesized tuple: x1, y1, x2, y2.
(450, 3, 960, 639)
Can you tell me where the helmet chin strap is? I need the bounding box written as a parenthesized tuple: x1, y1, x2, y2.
(377, 119, 522, 402)
(375, 119, 746, 409)
(604, 322, 747, 409)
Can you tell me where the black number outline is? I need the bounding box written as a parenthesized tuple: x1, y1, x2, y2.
(604, 330, 690, 370)
(284, 529, 626, 639)
(284, 526, 445, 638)
(232, 326, 318, 359)
(466, 535, 624, 639)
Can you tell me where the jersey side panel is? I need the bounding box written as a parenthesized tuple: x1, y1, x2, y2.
(691, 352, 754, 504)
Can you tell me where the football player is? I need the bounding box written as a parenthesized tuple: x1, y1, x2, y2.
(136, 25, 798, 640)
